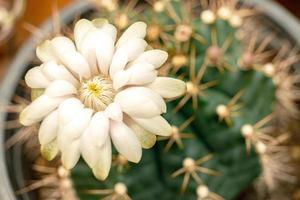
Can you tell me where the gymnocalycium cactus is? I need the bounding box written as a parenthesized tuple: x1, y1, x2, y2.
(15, 0, 299, 200)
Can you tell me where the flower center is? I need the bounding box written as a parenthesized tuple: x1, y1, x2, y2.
(79, 75, 116, 112)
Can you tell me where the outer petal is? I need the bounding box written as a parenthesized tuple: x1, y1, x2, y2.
(109, 38, 147, 78)
(110, 121, 142, 163)
(36, 40, 58, 63)
(41, 139, 59, 161)
(81, 127, 112, 180)
(147, 77, 186, 99)
(58, 98, 85, 125)
(105, 103, 123, 122)
(89, 112, 110, 147)
(113, 63, 157, 90)
(44, 80, 77, 97)
(51, 36, 91, 79)
(25, 66, 51, 88)
(41, 61, 78, 86)
(20, 95, 66, 126)
(61, 139, 81, 169)
(132, 50, 168, 69)
(100, 24, 117, 42)
(39, 110, 59, 145)
(116, 22, 147, 48)
(74, 19, 94, 50)
(114, 87, 166, 118)
(58, 107, 93, 146)
(125, 116, 156, 149)
(92, 139, 112, 180)
(80, 30, 114, 75)
(132, 115, 172, 136)
(95, 32, 115, 75)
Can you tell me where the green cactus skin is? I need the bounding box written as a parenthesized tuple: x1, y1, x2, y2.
(71, 1, 276, 199)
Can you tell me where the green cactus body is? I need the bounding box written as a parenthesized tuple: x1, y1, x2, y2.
(71, 1, 276, 199)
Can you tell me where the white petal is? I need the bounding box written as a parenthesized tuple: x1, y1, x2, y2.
(110, 121, 142, 163)
(44, 80, 77, 97)
(110, 38, 147, 78)
(112, 70, 130, 89)
(41, 139, 59, 161)
(61, 139, 81, 169)
(20, 95, 66, 126)
(58, 98, 84, 125)
(113, 63, 157, 89)
(115, 87, 166, 118)
(132, 115, 172, 136)
(125, 117, 156, 149)
(116, 22, 147, 48)
(58, 108, 93, 146)
(25, 66, 51, 88)
(109, 50, 128, 79)
(133, 50, 168, 69)
(74, 19, 94, 50)
(39, 110, 59, 145)
(126, 62, 157, 86)
(147, 77, 186, 99)
(105, 103, 123, 122)
(100, 24, 117, 42)
(36, 40, 58, 63)
(95, 32, 115, 75)
(79, 30, 101, 75)
(51, 36, 91, 79)
(89, 112, 110, 147)
(92, 139, 112, 180)
(80, 128, 112, 180)
(41, 61, 78, 86)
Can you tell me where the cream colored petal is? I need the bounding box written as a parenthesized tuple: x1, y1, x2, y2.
(74, 19, 94, 50)
(41, 61, 78, 86)
(105, 103, 123, 122)
(61, 139, 81, 169)
(36, 40, 58, 63)
(25, 66, 51, 88)
(51, 36, 91, 79)
(126, 63, 157, 86)
(109, 50, 128, 79)
(58, 97, 84, 125)
(110, 121, 142, 163)
(58, 108, 93, 147)
(41, 139, 59, 161)
(115, 87, 166, 118)
(95, 32, 115, 75)
(132, 115, 172, 136)
(147, 77, 186, 99)
(92, 139, 112, 180)
(20, 95, 66, 126)
(116, 22, 147, 48)
(125, 116, 156, 149)
(100, 24, 117, 42)
(132, 50, 168, 69)
(44, 80, 77, 97)
(39, 110, 59, 145)
(79, 30, 101, 75)
(109, 38, 147, 78)
(80, 128, 112, 180)
(89, 112, 110, 147)
(112, 70, 130, 89)
(113, 63, 157, 90)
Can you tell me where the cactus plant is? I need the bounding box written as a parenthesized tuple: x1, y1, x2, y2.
(4, 0, 300, 200)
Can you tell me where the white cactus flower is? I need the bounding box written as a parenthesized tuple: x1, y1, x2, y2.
(20, 19, 186, 180)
